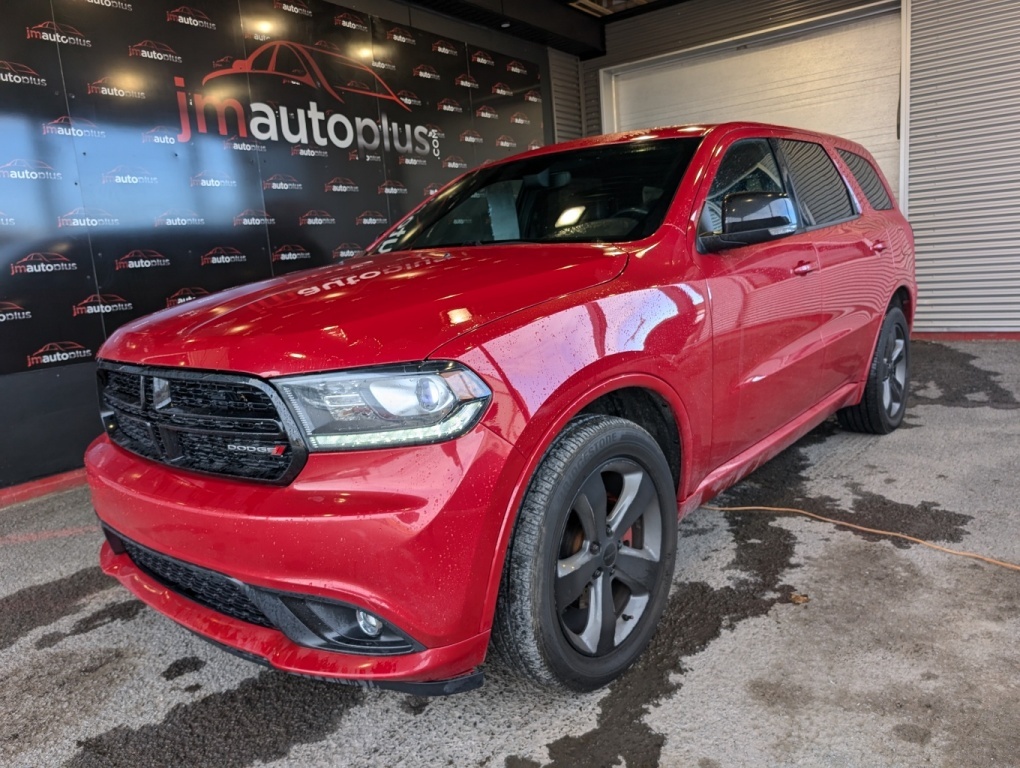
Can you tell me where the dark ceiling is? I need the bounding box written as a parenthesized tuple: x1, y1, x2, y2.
(405, 0, 688, 58)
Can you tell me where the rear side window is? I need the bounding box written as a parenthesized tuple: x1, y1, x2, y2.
(837, 149, 893, 210)
(779, 139, 855, 227)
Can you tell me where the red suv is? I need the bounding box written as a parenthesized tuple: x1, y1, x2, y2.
(87, 123, 915, 695)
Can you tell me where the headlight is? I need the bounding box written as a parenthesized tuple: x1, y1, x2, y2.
(274, 362, 491, 450)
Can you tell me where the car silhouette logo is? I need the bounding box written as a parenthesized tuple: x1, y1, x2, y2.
(17, 252, 71, 264)
(166, 287, 209, 307)
(0, 60, 42, 76)
(204, 41, 411, 111)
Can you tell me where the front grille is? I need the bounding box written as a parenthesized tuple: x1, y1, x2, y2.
(118, 535, 273, 628)
(98, 363, 305, 483)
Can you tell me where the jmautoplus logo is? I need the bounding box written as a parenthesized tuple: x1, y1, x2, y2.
(511, 112, 531, 125)
(27, 341, 92, 367)
(156, 209, 205, 226)
(234, 209, 274, 226)
(525, 90, 542, 103)
(276, 0, 312, 16)
(129, 40, 183, 63)
(300, 210, 335, 226)
(413, 65, 440, 81)
(0, 159, 62, 181)
(116, 249, 170, 270)
(72, 293, 132, 316)
(371, 59, 396, 72)
(173, 42, 448, 166)
(460, 130, 483, 144)
(263, 173, 302, 191)
(387, 27, 415, 44)
(58, 207, 119, 228)
(11, 252, 77, 275)
(443, 156, 467, 169)
(83, 0, 133, 10)
(325, 177, 358, 193)
(492, 83, 513, 97)
(398, 90, 422, 107)
(143, 126, 176, 144)
(438, 98, 462, 114)
(424, 182, 442, 197)
(399, 155, 426, 166)
(26, 21, 92, 48)
(273, 244, 312, 262)
(201, 246, 246, 265)
(378, 180, 407, 195)
(0, 301, 32, 323)
(496, 135, 517, 148)
(529, 139, 543, 151)
(224, 135, 266, 152)
(432, 40, 458, 56)
(167, 6, 216, 30)
(88, 77, 146, 99)
(45, 116, 105, 138)
(455, 73, 479, 89)
(476, 106, 498, 120)
(190, 170, 236, 187)
(102, 165, 157, 185)
(166, 287, 208, 307)
(472, 50, 495, 66)
(334, 12, 368, 32)
(332, 243, 362, 260)
(507, 61, 528, 75)
(0, 60, 47, 87)
(291, 145, 328, 158)
(297, 252, 453, 295)
(355, 211, 387, 226)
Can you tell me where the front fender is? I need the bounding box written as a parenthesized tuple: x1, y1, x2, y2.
(431, 282, 714, 634)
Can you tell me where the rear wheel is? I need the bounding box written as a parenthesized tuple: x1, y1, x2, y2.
(837, 305, 910, 434)
(493, 415, 677, 691)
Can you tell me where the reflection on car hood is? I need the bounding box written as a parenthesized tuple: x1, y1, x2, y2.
(100, 244, 628, 376)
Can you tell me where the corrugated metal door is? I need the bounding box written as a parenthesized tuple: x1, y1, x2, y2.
(606, 12, 902, 195)
(908, 0, 1020, 331)
(548, 48, 583, 142)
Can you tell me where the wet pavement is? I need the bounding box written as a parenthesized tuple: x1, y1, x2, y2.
(2, 340, 1019, 768)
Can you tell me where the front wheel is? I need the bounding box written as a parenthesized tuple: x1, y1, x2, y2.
(837, 305, 910, 434)
(493, 415, 678, 691)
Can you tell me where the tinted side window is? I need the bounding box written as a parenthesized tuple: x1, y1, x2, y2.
(837, 149, 893, 210)
(778, 139, 855, 227)
(700, 139, 785, 236)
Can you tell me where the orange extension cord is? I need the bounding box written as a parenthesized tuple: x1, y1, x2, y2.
(703, 504, 1020, 574)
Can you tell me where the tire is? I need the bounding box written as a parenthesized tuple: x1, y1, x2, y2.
(837, 305, 910, 434)
(493, 415, 678, 691)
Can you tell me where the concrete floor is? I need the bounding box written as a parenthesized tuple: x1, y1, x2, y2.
(1, 340, 1018, 768)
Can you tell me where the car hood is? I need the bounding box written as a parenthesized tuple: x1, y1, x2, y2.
(100, 245, 628, 377)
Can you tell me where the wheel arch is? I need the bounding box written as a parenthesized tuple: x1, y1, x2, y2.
(478, 371, 693, 636)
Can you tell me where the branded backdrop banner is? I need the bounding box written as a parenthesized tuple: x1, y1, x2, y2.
(0, 0, 546, 375)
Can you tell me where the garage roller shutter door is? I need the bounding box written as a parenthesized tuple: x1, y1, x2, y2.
(908, 0, 1020, 331)
(607, 12, 902, 196)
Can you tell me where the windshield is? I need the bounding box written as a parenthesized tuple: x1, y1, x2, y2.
(370, 137, 701, 253)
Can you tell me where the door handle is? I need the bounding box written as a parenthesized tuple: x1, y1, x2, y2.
(868, 239, 887, 253)
(792, 261, 814, 276)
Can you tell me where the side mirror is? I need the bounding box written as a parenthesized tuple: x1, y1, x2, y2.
(700, 193, 798, 253)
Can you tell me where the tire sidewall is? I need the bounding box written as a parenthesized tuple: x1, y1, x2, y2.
(872, 306, 910, 431)
(526, 419, 677, 690)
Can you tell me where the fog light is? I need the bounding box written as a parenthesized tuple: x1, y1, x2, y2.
(356, 609, 383, 637)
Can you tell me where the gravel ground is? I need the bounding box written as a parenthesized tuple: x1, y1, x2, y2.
(2, 340, 1018, 768)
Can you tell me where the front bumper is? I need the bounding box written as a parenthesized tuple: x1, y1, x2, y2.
(86, 424, 523, 689)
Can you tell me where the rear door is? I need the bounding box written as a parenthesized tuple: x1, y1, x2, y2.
(776, 138, 889, 395)
(694, 137, 827, 466)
